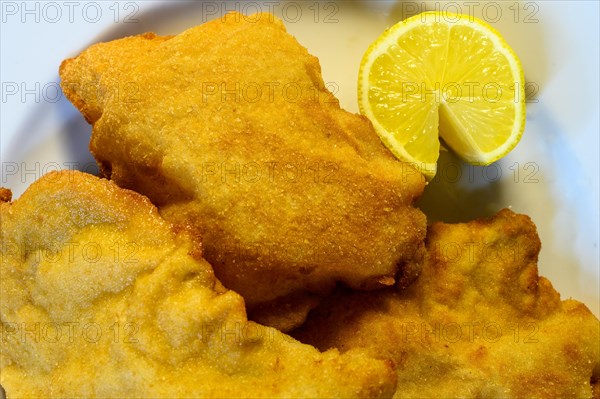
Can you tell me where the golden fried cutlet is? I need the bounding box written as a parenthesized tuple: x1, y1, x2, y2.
(59, 12, 427, 330)
(294, 209, 600, 399)
(0, 171, 397, 398)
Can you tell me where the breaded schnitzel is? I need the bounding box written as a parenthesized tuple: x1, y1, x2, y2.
(294, 209, 600, 398)
(0, 171, 396, 398)
(59, 12, 427, 330)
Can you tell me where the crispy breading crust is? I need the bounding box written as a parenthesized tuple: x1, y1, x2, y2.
(294, 209, 600, 399)
(0, 171, 397, 398)
(59, 12, 427, 330)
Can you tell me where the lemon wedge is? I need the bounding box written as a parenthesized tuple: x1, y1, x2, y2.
(358, 12, 526, 179)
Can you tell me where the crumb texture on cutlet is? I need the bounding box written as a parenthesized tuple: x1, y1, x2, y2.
(59, 11, 427, 331)
(0, 187, 12, 202)
(1, 170, 397, 398)
(294, 209, 600, 399)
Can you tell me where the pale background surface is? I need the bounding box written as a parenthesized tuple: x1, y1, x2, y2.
(1, 1, 598, 321)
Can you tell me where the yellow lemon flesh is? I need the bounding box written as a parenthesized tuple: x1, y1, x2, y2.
(358, 12, 526, 179)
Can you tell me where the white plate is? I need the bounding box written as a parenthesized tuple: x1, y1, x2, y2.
(1, 0, 598, 320)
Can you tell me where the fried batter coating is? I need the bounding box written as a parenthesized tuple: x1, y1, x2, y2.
(59, 12, 427, 330)
(294, 209, 600, 398)
(0, 171, 396, 398)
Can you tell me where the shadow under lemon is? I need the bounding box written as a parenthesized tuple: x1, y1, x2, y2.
(416, 148, 506, 223)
